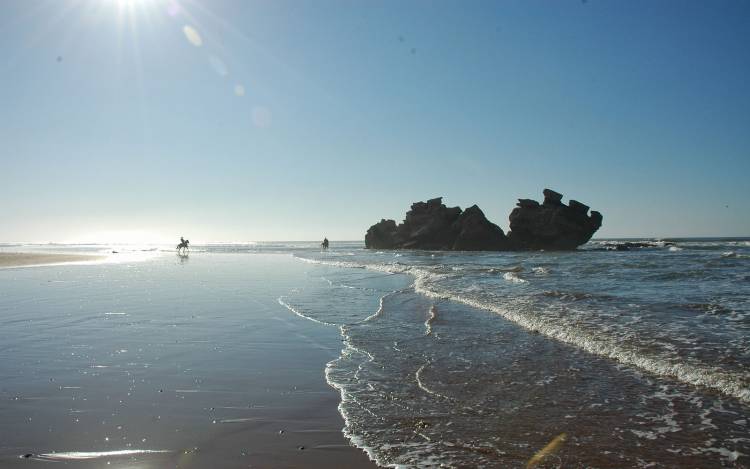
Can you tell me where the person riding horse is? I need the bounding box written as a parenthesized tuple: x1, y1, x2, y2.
(177, 236, 190, 254)
(321, 237, 329, 250)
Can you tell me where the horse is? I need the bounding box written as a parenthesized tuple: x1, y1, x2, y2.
(177, 240, 190, 255)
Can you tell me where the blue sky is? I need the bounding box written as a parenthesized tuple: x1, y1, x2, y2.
(1, 0, 748, 242)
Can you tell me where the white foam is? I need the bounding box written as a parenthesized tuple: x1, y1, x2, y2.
(697, 446, 745, 463)
(503, 271, 527, 284)
(415, 363, 452, 400)
(325, 340, 388, 467)
(295, 255, 750, 404)
(414, 280, 750, 404)
(277, 296, 335, 326)
(424, 305, 437, 336)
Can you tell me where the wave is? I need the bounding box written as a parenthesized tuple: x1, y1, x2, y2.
(540, 290, 599, 302)
(720, 251, 750, 259)
(325, 336, 383, 467)
(415, 362, 452, 400)
(413, 281, 750, 404)
(591, 240, 672, 251)
(502, 271, 527, 284)
(277, 296, 336, 326)
(295, 255, 750, 404)
(363, 292, 395, 323)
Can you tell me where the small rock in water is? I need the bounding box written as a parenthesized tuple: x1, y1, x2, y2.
(298, 445, 305, 450)
(22, 453, 33, 459)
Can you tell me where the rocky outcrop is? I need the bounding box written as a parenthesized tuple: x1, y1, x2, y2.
(365, 189, 602, 251)
(506, 189, 602, 250)
(364, 198, 509, 251)
(452, 205, 511, 251)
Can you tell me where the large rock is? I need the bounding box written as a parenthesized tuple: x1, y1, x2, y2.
(451, 205, 510, 251)
(365, 189, 602, 251)
(507, 189, 602, 250)
(364, 219, 399, 250)
(364, 198, 509, 250)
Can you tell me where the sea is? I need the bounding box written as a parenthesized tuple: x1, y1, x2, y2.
(2, 238, 749, 467)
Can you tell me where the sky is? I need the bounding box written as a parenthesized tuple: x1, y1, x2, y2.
(1, 0, 749, 243)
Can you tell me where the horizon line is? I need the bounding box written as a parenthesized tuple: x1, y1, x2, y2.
(1, 235, 749, 246)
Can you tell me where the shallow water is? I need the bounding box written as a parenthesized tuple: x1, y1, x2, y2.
(0, 253, 374, 468)
(2, 239, 749, 467)
(279, 238, 750, 467)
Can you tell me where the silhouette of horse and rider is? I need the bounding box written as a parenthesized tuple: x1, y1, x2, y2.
(177, 236, 328, 254)
(177, 236, 190, 255)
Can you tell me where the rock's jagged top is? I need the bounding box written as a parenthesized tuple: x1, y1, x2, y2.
(365, 189, 602, 251)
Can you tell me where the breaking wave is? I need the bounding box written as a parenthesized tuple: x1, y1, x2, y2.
(294, 254, 750, 403)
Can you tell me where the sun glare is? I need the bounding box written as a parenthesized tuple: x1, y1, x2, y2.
(114, 0, 152, 6)
(72, 230, 173, 246)
(108, 0, 163, 18)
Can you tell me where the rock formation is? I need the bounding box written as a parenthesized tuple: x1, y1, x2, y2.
(365, 189, 602, 251)
(365, 197, 510, 251)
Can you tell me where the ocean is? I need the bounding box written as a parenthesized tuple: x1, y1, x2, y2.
(1, 239, 748, 467)
(276, 238, 750, 467)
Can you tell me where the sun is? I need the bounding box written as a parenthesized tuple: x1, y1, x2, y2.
(108, 0, 164, 16)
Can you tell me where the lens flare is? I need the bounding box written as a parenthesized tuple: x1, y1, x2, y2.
(182, 25, 202, 46)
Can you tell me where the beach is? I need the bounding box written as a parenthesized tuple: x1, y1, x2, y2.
(0, 252, 104, 268)
(0, 252, 376, 468)
(1, 241, 748, 468)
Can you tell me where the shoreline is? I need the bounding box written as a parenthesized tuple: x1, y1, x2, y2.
(0, 252, 105, 268)
(0, 253, 378, 468)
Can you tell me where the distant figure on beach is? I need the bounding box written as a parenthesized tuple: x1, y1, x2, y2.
(321, 237, 329, 250)
(177, 236, 190, 254)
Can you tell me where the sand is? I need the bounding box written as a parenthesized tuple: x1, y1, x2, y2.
(0, 253, 377, 468)
(0, 252, 104, 268)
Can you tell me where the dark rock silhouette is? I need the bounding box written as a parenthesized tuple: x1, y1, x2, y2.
(365, 189, 602, 251)
(452, 205, 511, 251)
(507, 189, 603, 250)
(365, 197, 509, 250)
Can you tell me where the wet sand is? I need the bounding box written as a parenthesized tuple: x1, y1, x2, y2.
(0, 252, 104, 268)
(0, 253, 377, 468)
